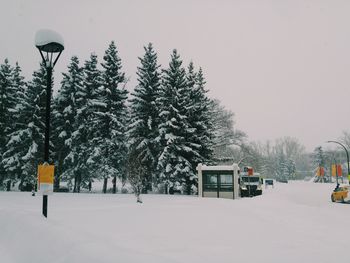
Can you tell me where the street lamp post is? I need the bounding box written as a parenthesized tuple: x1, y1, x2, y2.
(327, 140, 350, 185)
(35, 29, 64, 217)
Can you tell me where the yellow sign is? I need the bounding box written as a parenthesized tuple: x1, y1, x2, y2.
(38, 165, 54, 184)
(332, 164, 336, 177)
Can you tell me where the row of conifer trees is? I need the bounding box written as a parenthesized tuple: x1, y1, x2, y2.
(0, 42, 218, 194)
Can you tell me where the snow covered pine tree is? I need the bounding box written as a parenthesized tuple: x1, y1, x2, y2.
(157, 50, 200, 194)
(92, 41, 128, 193)
(1, 60, 27, 189)
(128, 43, 161, 193)
(53, 56, 84, 192)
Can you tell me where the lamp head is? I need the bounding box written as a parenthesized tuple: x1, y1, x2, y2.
(35, 29, 64, 52)
(35, 29, 64, 68)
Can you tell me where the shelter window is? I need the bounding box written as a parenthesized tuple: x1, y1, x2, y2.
(220, 174, 233, 191)
(203, 173, 233, 192)
(203, 174, 218, 191)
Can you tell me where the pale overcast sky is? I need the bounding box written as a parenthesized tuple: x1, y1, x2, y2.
(1, 0, 350, 152)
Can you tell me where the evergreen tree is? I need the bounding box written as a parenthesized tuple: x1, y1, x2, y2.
(52, 95, 64, 190)
(183, 64, 214, 193)
(71, 53, 103, 190)
(275, 152, 287, 181)
(4, 63, 48, 189)
(53, 56, 84, 191)
(2, 62, 28, 187)
(1, 60, 28, 189)
(194, 67, 214, 159)
(313, 146, 326, 167)
(157, 49, 196, 194)
(312, 146, 327, 182)
(11, 62, 26, 120)
(0, 59, 14, 137)
(128, 43, 161, 192)
(285, 159, 296, 180)
(0, 59, 14, 187)
(23, 63, 48, 179)
(92, 41, 128, 193)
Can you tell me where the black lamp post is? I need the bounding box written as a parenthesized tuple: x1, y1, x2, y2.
(332, 157, 339, 185)
(35, 29, 64, 217)
(327, 140, 350, 185)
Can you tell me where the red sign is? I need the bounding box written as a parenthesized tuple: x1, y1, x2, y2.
(337, 165, 342, 177)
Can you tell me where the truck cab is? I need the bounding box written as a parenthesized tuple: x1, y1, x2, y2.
(239, 166, 263, 197)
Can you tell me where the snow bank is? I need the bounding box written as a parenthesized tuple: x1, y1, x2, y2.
(0, 181, 348, 263)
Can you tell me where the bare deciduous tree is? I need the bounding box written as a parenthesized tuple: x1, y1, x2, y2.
(126, 148, 144, 203)
(340, 131, 350, 150)
(209, 99, 246, 162)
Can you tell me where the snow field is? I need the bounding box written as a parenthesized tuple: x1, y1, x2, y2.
(0, 181, 349, 263)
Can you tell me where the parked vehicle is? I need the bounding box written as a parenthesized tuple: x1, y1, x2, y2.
(239, 167, 262, 197)
(264, 179, 274, 188)
(276, 177, 288, 183)
(331, 185, 350, 203)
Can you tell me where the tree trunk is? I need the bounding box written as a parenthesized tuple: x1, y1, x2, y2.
(103, 178, 108, 193)
(112, 175, 117, 194)
(136, 191, 143, 203)
(164, 182, 168, 194)
(73, 173, 81, 193)
(0, 174, 3, 189)
(54, 152, 63, 192)
(6, 180, 11, 191)
(73, 175, 77, 192)
(186, 184, 191, 195)
(54, 176, 60, 192)
(76, 172, 82, 193)
(136, 184, 143, 203)
(19, 180, 23, 191)
(186, 177, 191, 195)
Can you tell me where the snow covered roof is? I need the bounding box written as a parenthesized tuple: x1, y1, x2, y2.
(196, 163, 239, 171)
(35, 29, 64, 52)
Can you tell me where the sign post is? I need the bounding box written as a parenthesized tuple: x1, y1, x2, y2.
(38, 164, 54, 218)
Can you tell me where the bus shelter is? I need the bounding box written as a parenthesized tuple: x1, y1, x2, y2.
(197, 164, 240, 199)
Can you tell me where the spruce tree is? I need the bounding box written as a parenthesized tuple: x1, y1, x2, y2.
(182, 64, 213, 194)
(194, 67, 213, 162)
(6, 63, 48, 189)
(0, 60, 29, 189)
(52, 95, 64, 191)
(0, 59, 14, 137)
(2, 62, 29, 189)
(128, 43, 161, 192)
(11, 62, 27, 120)
(312, 146, 327, 182)
(53, 56, 84, 191)
(157, 49, 196, 194)
(93, 41, 128, 193)
(313, 146, 326, 167)
(0, 59, 13, 187)
(72, 53, 103, 190)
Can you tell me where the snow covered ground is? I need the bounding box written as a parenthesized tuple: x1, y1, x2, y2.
(0, 181, 349, 263)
